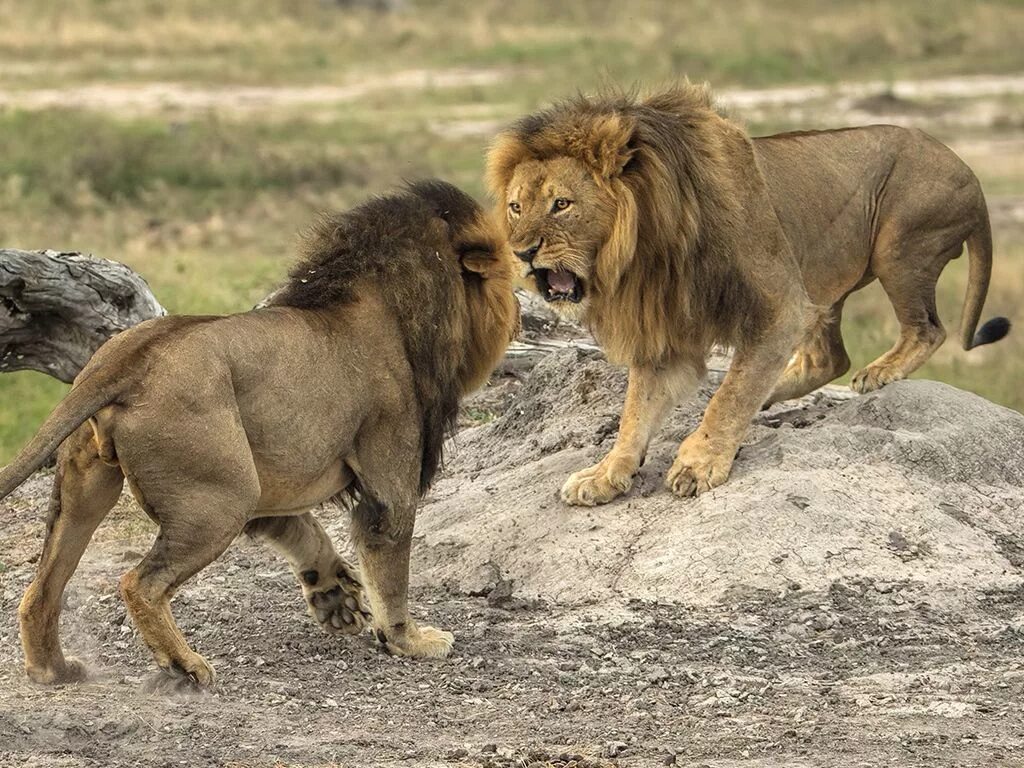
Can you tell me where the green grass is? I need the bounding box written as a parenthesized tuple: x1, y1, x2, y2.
(1, 0, 1024, 462)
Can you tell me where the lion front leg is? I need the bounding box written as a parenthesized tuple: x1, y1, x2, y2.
(352, 495, 453, 659)
(563, 361, 701, 506)
(668, 322, 801, 497)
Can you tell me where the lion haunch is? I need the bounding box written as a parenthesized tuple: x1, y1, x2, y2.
(0, 180, 519, 687)
(487, 84, 1008, 505)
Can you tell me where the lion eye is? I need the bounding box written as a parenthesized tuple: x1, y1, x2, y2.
(508, 201, 521, 216)
(552, 198, 572, 212)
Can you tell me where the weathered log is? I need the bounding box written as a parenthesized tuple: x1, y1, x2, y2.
(0, 249, 165, 383)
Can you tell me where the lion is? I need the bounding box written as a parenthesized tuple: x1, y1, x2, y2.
(486, 84, 1009, 506)
(0, 180, 519, 687)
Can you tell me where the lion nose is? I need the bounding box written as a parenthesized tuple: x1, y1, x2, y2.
(514, 240, 542, 263)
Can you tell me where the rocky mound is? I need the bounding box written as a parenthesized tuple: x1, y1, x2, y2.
(415, 349, 1024, 606)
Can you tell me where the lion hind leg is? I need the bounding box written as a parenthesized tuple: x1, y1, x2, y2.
(19, 424, 124, 685)
(120, 485, 254, 690)
(765, 299, 851, 406)
(245, 513, 370, 636)
(851, 253, 951, 394)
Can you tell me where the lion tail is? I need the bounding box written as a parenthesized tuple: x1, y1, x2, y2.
(960, 208, 1010, 350)
(0, 371, 119, 502)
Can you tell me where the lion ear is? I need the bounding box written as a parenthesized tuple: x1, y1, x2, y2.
(485, 133, 531, 202)
(459, 248, 496, 276)
(585, 114, 638, 179)
(459, 240, 514, 280)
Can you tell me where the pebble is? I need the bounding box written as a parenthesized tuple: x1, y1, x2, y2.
(604, 741, 628, 757)
(647, 665, 671, 684)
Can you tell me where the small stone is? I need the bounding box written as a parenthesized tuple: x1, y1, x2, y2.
(486, 577, 515, 608)
(887, 530, 911, 551)
(874, 581, 895, 594)
(647, 665, 671, 684)
(481, 743, 498, 754)
(605, 741, 628, 758)
(322, 698, 339, 708)
(465, 562, 501, 597)
(811, 613, 837, 631)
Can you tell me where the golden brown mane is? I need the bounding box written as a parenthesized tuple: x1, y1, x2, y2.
(487, 84, 767, 367)
(272, 180, 517, 490)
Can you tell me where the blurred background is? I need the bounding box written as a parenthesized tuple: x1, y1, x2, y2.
(1, 0, 1022, 461)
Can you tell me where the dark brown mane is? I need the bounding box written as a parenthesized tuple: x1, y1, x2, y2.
(270, 180, 504, 492)
(488, 84, 767, 366)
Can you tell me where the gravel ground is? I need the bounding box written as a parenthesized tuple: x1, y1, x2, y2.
(3, 446, 1024, 767)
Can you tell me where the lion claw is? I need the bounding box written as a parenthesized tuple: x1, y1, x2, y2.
(666, 452, 730, 498)
(850, 364, 904, 393)
(561, 455, 636, 506)
(377, 623, 455, 659)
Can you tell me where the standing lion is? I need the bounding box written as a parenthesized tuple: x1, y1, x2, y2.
(0, 180, 519, 687)
(486, 84, 1008, 506)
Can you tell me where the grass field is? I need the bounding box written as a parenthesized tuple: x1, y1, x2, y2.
(1, 0, 1023, 462)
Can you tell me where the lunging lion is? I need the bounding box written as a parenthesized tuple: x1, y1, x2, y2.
(0, 180, 519, 686)
(486, 84, 1008, 505)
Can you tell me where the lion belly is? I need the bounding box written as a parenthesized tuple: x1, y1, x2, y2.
(754, 127, 899, 306)
(250, 460, 355, 516)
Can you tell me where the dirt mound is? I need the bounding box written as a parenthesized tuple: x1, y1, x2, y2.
(416, 349, 1024, 606)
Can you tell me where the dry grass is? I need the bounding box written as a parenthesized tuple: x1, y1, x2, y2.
(1, 1, 1023, 90)
(1, 0, 1023, 462)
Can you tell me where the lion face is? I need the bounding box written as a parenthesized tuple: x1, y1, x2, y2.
(503, 156, 618, 311)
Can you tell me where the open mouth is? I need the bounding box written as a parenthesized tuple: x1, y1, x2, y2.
(533, 267, 583, 303)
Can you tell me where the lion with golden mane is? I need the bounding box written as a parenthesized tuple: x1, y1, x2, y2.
(0, 180, 518, 687)
(487, 84, 1008, 506)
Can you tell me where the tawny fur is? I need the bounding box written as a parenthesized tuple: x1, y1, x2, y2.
(0, 180, 519, 687)
(487, 84, 1006, 505)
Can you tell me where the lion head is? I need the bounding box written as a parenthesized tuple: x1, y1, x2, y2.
(486, 85, 758, 366)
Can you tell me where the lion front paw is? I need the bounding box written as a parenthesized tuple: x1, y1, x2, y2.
(377, 623, 454, 659)
(560, 454, 636, 506)
(666, 442, 733, 498)
(303, 559, 371, 635)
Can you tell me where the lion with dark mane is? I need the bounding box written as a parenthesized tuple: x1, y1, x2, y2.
(0, 180, 519, 687)
(487, 84, 1008, 505)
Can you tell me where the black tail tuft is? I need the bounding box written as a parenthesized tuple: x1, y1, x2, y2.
(972, 316, 1011, 347)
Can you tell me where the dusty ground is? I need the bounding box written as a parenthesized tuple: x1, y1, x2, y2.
(3, 343, 1024, 767)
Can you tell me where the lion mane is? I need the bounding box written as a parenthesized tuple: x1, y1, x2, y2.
(272, 180, 517, 491)
(486, 84, 768, 367)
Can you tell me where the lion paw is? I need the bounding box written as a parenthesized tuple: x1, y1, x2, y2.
(560, 455, 636, 506)
(850, 364, 904, 394)
(25, 656, 89, 686)
(376, 623, 454, 659)
(303, 560, 371, 635)
(666, 447, 732, 498)
(146, 651, 216, 692)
